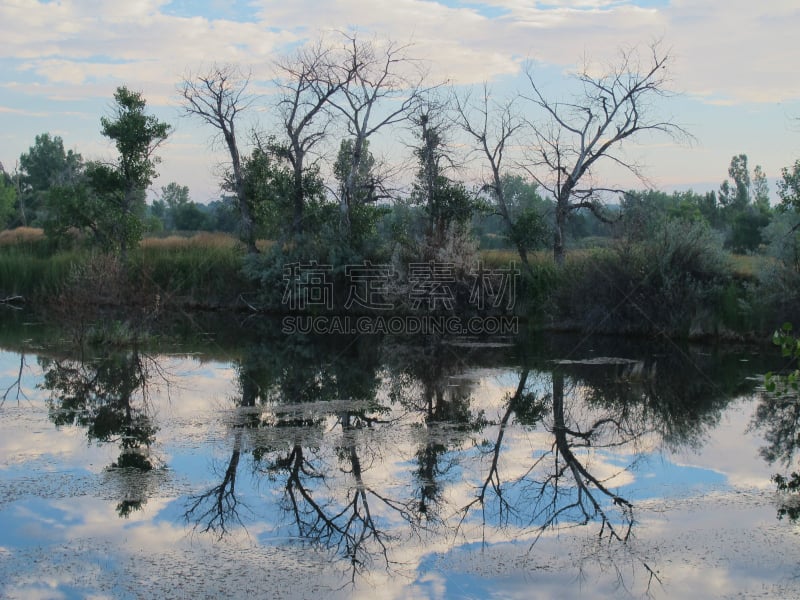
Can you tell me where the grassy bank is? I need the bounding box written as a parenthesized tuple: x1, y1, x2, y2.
(0, 229, 257, 310)
(1, 227, 795, 339)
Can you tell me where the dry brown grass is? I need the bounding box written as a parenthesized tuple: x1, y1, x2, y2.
(0, 227, 46, 246)
(140, 232, 239, 250)
(139, 232, 274, 251)
(480, 247, 601, 268)
(730, 253, 773, 280)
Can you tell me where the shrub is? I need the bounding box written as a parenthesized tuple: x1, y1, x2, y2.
(551, 219, 731, 335)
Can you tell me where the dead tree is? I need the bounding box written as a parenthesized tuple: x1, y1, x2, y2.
(327, 33, 430, 238)
(454, 85, 535, 275)
(179, 65, 259, 253)
(521, 43, 690, 264)
(275, 39, 355, 236)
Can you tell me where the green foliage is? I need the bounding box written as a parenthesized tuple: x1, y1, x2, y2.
(410, 114, 479, 252)
(763, 324, 800, 522)
(718, 153, 750, 211)
(620, 189, 713, 241)
(729, 206, 770, 253)
(752, 212, 800, 327)
(37, 88, 170, 257)
(100, 87, 171, 190)
(778, 159, 800, 213)
(334, 138, 378, 205)
(242, 226, 366, 311)
(474, 174, 550, 252)
(131, 242, 250, 306)
(772, 473, 800, 521)
(237, 140, 328, 240)
(16, 132, 83, 227)
(0, 245, 84, 299)
(0, 175, 16, 227)
(552, 219, 730, 335)
(61, 87, 171, 256)
(765, 323, 800, 394)
(153, 182, 212, 231)
(242, 143, 293, 236)
(763, 211, 800, 272)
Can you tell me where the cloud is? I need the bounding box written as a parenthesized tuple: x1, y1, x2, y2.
(0, 105, 49, 117)
(1, 0, 798, 108)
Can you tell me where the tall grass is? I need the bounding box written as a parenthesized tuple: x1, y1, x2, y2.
(0, 230, 261, 306)
(0, 246, 86, 298)
(137, 235, 269, 306)
(133, 237, 254, 306)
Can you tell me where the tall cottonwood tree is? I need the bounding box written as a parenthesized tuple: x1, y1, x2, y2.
(521, 43, 689, 264)
(180, 65, 258, 253)
(275, 40, 354, 236)
(410, 108, 473, 251)
(327, 33, 430, 238)
(455, 86, 541, 275)
(17, 133, 83, 227)
(53, 87, 169, 259)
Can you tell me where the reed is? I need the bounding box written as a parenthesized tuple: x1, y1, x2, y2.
(0, 246, 86, 298)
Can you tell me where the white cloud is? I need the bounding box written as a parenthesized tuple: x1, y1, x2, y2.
(1, 0, 798, 199)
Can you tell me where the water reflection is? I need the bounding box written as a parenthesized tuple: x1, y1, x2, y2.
(1, 319, 787, 598)
(1, 352, 26, 405)
(39, 347, 166, 516)
(752, 377, 800, 521)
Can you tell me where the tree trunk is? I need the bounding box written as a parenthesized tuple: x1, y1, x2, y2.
(292, 162, 304, 236)
(553, 208, 566, 266)
(227, 133, 258, 254)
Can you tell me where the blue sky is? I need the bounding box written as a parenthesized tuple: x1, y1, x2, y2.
(1, 0, 798, 203)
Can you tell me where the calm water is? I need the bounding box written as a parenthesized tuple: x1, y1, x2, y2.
(1, 315, 799, 599)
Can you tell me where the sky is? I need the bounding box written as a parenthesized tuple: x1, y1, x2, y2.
(1, 0, 799, 204)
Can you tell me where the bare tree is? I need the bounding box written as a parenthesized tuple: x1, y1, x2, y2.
(454, 86, 534, 274)
(275, 39, 355, 235)
(327, 33, 430, 238)
(179, 65, 259, 253)
(521, 43, 690, 264)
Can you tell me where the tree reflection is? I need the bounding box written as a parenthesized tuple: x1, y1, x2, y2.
(752, 377, 800, 521)
(1, 353, 27, 406)
(459, 343, 740, 590)
(182, 331, 742, 586)
(184, 333, 494, 578)
(386, 338, 488, 523)
(40, 347, 166, 516)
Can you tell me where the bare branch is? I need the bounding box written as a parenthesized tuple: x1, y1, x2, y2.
(520, 42, 693, 263)
(179, 64, 259, 253)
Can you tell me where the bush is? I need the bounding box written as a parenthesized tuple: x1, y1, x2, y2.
(551, 219, 731, 335)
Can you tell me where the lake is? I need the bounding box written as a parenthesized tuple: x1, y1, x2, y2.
(1, 313, 798, 599)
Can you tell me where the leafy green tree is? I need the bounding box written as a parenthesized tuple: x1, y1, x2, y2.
(496, 174, 549, 252)
(43, 88, 170, 254)
(729, 207, 770, 253)
(753, 164, 770, 211)
(410, 111, 476, 251)
(778, 159, 800, 213)
(240, 142, 293, 239)
(333, 138, 386, 249)
(719, 153, 750, 210)
(717, 154, 773, 252)
(334, 138, 377, 206)
(0, 171, 16, 228)
(17, 133, 82, 226)
(96, 87, 170, 258)
(208, 197, 240, 233)
(155, 182, 202, 231)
